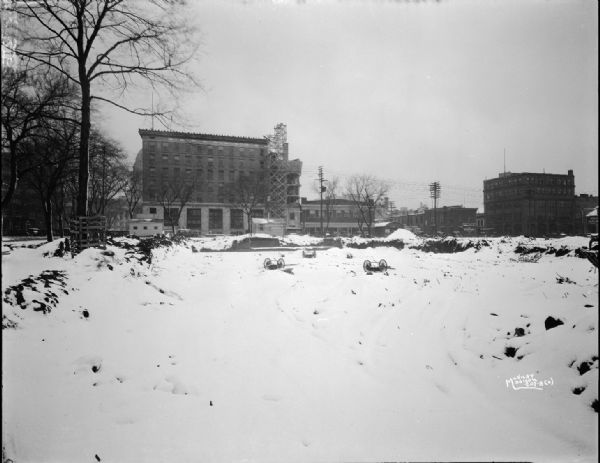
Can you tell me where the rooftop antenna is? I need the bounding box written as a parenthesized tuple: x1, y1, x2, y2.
(151, 92, 155, 130)
(503, 148, 506, 174)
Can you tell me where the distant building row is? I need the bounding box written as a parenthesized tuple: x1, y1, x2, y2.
(131, 126, 596, 238)
(3, 121, 596, 238)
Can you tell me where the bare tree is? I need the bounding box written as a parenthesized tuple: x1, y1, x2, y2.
(345, 174, 390, 237)
(87, 131, 129, 216)
(103, 197, 128, 231)
(52, 181, 72, 238)
(123, 169, 143, 219)
(157, 174, 197, 235)
(12, 0, 199, 216)
(1, 69, 75, 211)
(233, 172, 268, 234)
(22, 121, 79, 242)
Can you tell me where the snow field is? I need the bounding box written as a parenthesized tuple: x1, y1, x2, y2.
(2, 236, 598, 462)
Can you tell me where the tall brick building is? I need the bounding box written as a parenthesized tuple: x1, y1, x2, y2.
(483, 170, 594, 236)
(135, 124, 302, 234)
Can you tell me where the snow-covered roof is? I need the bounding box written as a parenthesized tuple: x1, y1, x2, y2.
(128, 218, 163, 223)
(252, 218, 285, 225)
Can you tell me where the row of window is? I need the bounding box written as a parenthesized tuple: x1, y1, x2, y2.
(486, 176, 572, 188)
(485, 188, 573, 200)
(486, 200, 573, 211)
(147, 167, 254, 182)
(304, 227, 362, 236)
(131, 225, 160, 231)
(147, 153, 263, 169)
(145, 141, 266, 157)
(488, 215, 573, 222)
(161, 207, 264, 230)
(303, 209, 361, 219)
(146, 193, 235, 204)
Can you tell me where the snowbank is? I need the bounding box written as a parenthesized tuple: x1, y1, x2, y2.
(280, 234, 323, 246)
(383, 228, 420, 244)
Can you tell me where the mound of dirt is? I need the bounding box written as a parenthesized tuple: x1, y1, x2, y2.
(228, 237, 282, 250)
(346, 239, 405, 250)
(3, 270, 69, 320)
(515, 245, 571, 257)
(107, 235, 188, 264)
(411, 238, 489, 253)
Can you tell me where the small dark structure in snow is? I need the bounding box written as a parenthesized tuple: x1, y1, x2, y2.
(302, 248, 317, 258)
(363, 259, 388, 272)
(263, 257, 285, 270)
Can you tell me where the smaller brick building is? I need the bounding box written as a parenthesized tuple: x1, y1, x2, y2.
(300, 199, 363, 236)
(391, 206, 477, 236)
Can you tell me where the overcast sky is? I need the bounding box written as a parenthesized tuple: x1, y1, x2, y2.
(100, 0, 598, 210)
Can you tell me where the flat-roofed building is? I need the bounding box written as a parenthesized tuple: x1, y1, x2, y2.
(136, 124, 302, 235)
(483, 170, 576, 236)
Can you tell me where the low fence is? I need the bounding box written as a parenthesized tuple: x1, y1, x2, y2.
(70, 216, 107, 254)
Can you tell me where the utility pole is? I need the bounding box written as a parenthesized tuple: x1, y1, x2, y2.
(429, 181, 441, 235)
(318, 166, 325, 236)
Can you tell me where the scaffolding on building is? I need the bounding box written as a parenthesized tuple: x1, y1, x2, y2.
(266, 123, 288, 219)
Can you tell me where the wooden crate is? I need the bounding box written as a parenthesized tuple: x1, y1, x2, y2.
(70, 216, 107, 254)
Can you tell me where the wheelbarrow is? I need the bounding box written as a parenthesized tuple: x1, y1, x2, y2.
(264, 257, 285, 270)
(363, 259, 388, 272)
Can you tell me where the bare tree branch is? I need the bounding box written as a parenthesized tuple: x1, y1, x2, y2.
(345, 175, 390, 237)
(11, 0, 201, 216)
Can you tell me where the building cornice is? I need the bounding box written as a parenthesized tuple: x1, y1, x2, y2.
(138, 129, 269, 145)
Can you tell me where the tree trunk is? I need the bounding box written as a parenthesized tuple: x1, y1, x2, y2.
(246, 211, 253, 235)
(56, 185, 66, 237)
(77, 78, 91, 217)
(57, 213, 64, 237)
(44, 197, 54, 242)
(1, 139, 18, 210)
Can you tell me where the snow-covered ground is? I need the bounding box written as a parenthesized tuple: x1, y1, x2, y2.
(2, 235, 598, 462)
